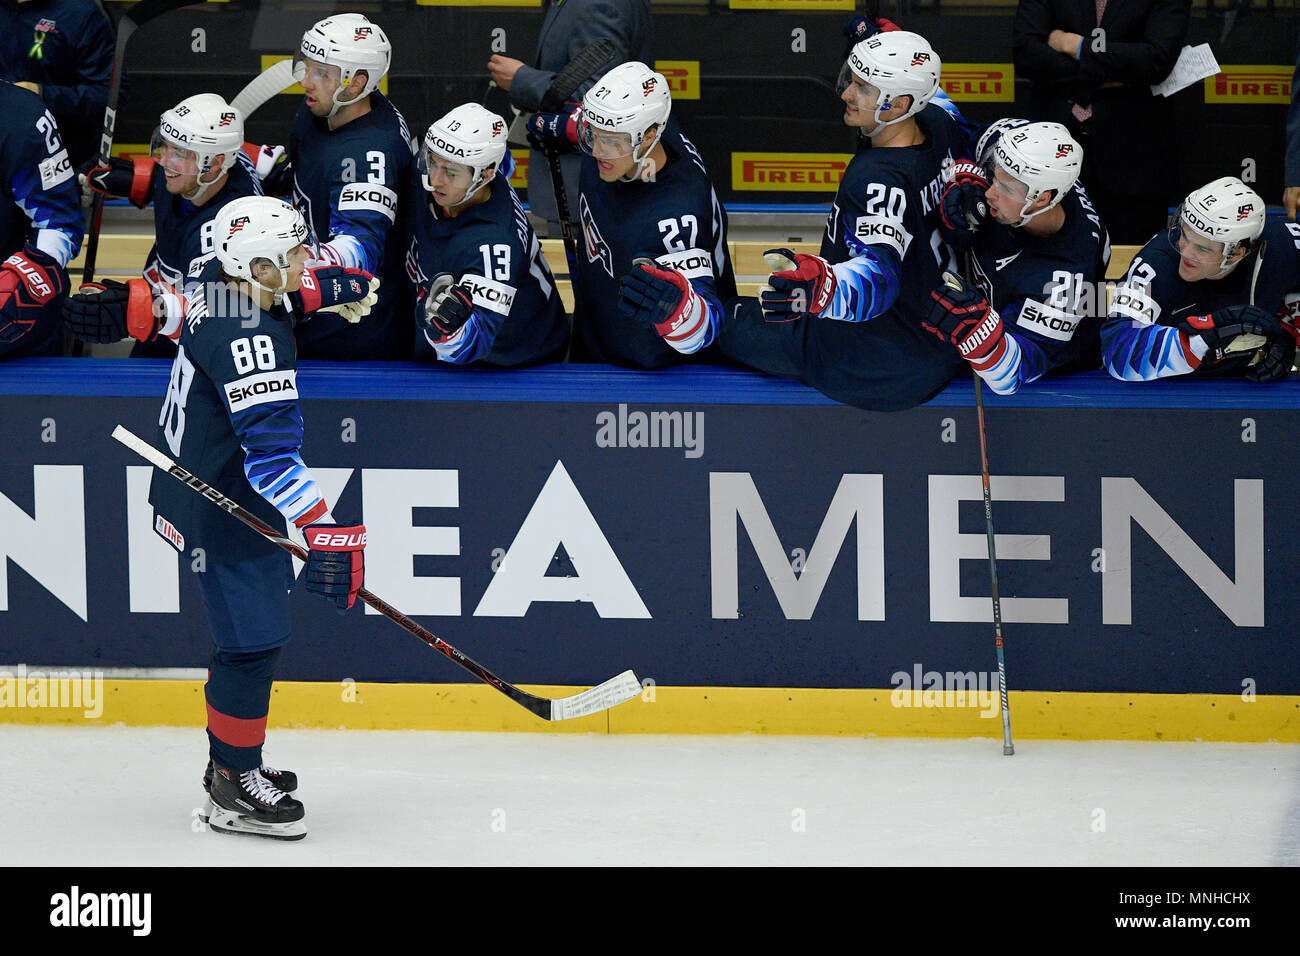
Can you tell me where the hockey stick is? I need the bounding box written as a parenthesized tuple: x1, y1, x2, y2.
(82, 0, 196, 287)
(111, 426, 643, 722)
(944, 267, 1014, 755)
(230, 58, 297, 118)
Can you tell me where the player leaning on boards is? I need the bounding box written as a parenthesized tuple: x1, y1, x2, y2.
(529, 60, 736, 368)
(280, 12, 414, 360)
(149, 196, 374, 841)
(407, 103, 568, 367)
(925, 118, 1110, 395)
(0, 80, 81, 358)
(718, 31, 973, 411)
(1101, 177, 1298, 383)
(65, 93, 264, 357)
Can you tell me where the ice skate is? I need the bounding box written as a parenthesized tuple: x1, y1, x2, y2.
(205, 766, 306, 841)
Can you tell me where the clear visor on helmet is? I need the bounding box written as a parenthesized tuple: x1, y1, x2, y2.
(1167, 212, 1229, 267)
(417, 145, 474, 193)
(836, 62, 874, 103)
(578, 114, 636, 158)
(149, 127, 199, 175)
(291, 53, 341, 87)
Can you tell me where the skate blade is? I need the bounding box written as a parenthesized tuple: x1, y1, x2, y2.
(207, 805, 307, 842)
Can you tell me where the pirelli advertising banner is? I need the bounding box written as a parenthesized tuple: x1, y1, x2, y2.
(0, 362, 1298, 697)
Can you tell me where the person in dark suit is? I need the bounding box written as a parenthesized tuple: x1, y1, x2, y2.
(1013, 0, 1190, 244)
(1284, 31, 1300, 221)
(486, 0, 653, 239)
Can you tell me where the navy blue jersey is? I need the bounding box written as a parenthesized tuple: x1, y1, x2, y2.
(769, 103, 971, 410)
(964, 183, 1110, 394)
(0, 0, 114, 167)
(149, 259, 328, 565)
(289, 91, 414, 359)
(406, 168, 568, 367)
(1102, 217, 1300, 380)
(0, 81, 82, 265)
(574, 119, 736, 368)
(131, 152, 263, 358)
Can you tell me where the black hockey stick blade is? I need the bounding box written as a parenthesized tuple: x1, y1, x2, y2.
(541, 36, 619, 110)
(111, 426, 643, 722)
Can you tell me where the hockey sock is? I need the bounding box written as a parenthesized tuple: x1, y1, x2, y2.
(205, 646, 282, 772)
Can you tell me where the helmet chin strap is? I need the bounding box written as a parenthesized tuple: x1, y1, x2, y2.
(182, 164, 225, 204)
(620, 128, 663, 182)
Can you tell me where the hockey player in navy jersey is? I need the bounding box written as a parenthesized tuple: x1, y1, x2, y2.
(925, 119, 1110, 394)
(718, 31, 971, 411)
(558, 61, 736, 368)
(65, 93, 263, 357)
(149, 196, 376, 841)
(1102, 177, 1298, 383)
(406, 104, 568, 367)
(288, 13, 413, 360)
(0, 80, 81, 358)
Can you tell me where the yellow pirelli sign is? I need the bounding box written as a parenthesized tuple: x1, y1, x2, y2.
(729, 0, 854, 9)
(510, 149, 528, 189)
(656, 60, 700, 101)
(732, 152, 851, 192)
(258, 54, 388, 97)
(1204, 65, 1291, 103)
(941, 63, 1014, 102)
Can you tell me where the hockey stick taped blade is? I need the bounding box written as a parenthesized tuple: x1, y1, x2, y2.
(550, 670, 642, 721)
(231, 59, 298, 118)
(113, 425, 175, 470)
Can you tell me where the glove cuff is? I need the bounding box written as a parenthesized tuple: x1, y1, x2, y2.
(123, 278, 159, 341)
(129, 157, 155, 207)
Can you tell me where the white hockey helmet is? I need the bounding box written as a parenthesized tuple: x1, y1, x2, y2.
(215, 196, 310, 297)
(420, 103, 508, 207)
(975, 116, 1031, 168)
(987, 122, 1082, 226)
(295, 13, 391, 116)
(151, 93, 244, 201)
(578, 61, 672, 181)
(1169, 176, 1266, 273)
(837, 31, 942, 132)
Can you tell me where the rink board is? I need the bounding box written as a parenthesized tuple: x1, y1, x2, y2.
(1, 359, 1298, 740)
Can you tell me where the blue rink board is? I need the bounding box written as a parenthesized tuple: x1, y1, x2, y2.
(0, 358, 1297, 694)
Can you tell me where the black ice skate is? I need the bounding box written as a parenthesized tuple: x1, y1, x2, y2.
(206, 766, 307, 841)
(203, 758, 298, 795)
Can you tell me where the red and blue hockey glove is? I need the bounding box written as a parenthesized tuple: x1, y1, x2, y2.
(1177, 305, 1281, 369)
(62, 277, 159, 343)
(303, 522, 366, 612)
(759, 248, 837, 322)
(938, 161, 990, 249)
(924, 272, 1006, 365)
(421, 274, 474, 340)
(79, 155, 153, 208)
(526, 102, 582, 153)
(618, 258, 703, 339)
(291, 267, 378, 323)
(0, 245, 68, 345)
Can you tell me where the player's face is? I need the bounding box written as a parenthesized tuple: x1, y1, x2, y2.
(581, 124, 639, 182)
(985, 168, 1032, 225)
(840, 72, 882, 130)
(426, 156, 475, 208)
(280, 244, 310, 294)
(1174, 224, 1231, 281)
(152, 136, 203, 196)
(298, 58, 343, 117)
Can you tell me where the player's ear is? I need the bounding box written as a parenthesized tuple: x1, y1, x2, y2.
(251, 258, 281, 290)
(348, 70, 370, 97)
(481, 165, 496, 186)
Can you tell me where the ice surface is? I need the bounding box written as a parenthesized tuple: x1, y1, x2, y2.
(4, 725, 1297, 866)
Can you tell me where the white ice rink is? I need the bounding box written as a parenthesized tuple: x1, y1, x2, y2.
(4, 725, 1297, 867)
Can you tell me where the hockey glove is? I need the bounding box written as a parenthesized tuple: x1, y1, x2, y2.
(62, 278, 159, 343)
(0, 246, 69, 345)
(759, 248, 837, 322)
(618, 258, 705, 339)
(925, 272, 1006, 365)
(241, 143, 294, 197)
(303, 522, 366, 612)
(421, 274, 475, 340)
(79, 155, 153, 208)
(1177, 305, 1282, 368)
(1242, 332, 1296, 383)
(938, 161, 990, 249)
(526, 102, 582, 153)
(291, 267, 378, 323)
